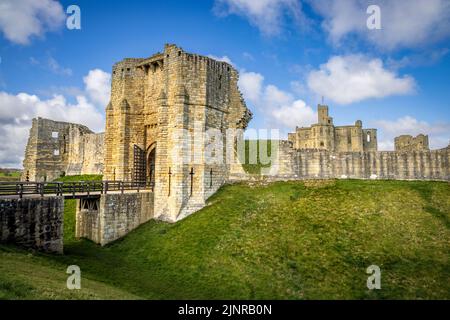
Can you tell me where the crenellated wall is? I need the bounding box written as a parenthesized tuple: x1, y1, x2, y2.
(269, 141, 450, 181)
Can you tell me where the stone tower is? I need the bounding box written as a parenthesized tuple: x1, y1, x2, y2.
(103, 44, 252, 221)
(318, 104, 333, 125)
(288, 104, 378, 152)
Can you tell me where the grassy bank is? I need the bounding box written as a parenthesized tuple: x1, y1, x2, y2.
(0, 169, 22, 182)
(1, 179, 449, 299)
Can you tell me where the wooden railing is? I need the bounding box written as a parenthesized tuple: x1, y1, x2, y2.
(0, 181, 154, 199)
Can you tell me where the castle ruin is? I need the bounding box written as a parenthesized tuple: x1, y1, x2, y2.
(19, 44, 449, 236)
(395, 134, 430, 152)
(21, 117, 104, 182)
(288, 104, 377, 152)
(267, 105, 449, 181)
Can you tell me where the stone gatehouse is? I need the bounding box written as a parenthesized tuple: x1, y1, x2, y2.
(103, 44, 252, 221)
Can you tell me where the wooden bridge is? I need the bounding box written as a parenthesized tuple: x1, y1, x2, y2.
(0, 181, 153, 199)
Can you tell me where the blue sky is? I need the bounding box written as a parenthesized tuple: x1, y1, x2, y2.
(0, 0, 449, 167)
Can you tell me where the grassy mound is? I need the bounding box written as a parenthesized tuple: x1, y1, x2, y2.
(1, 179, 449, 299)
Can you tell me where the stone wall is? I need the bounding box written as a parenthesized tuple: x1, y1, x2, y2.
(0, 196, 63, 253)
(104, 44, 251, 222)
(21, 118, 104, 182)
(268, 141, 450, 181)
(76, 191, 154, 246)
(395, 134, 430, 152)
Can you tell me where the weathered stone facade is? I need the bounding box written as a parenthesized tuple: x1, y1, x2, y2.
(75, 192, 154, 246)
(260, 140, 450, 181)
(103, 44, 251, 222)
(0, 196, 63, 253)
(288, 105, 378, 152)
(395, 134, 430, 152)
(21, 118, 104, 182)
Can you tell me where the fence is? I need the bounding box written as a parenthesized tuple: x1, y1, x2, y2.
(0, 181, 154, 198)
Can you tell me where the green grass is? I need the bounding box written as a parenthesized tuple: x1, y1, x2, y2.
(0, 170, 22, 182)
(240, 140, 274, 174)
(54, 174, 103, 182)
(1, 180, 449, 299)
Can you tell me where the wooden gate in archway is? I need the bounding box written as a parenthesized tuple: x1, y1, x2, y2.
(133, 145, 146, 186)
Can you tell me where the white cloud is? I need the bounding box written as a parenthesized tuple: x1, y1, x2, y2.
(207, 55, 234, 65)
(242, 52, 254, 61)
(238, 70, 316, 130)
(307, 54, 416, 105)
(309, 0, 450, 51)
(271, 99, 316, 128)
(83, 69, 111, 107)
(238, 71, 264, 104)
(0, 0, 65, 45)
(0, 123, 31, 168)
(28, 55, 73, 76)
(0, 69, 110, 168)
(214, 0, 303, 36)
(373, 116, 450, 151)
(48, 56, 72, 76)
